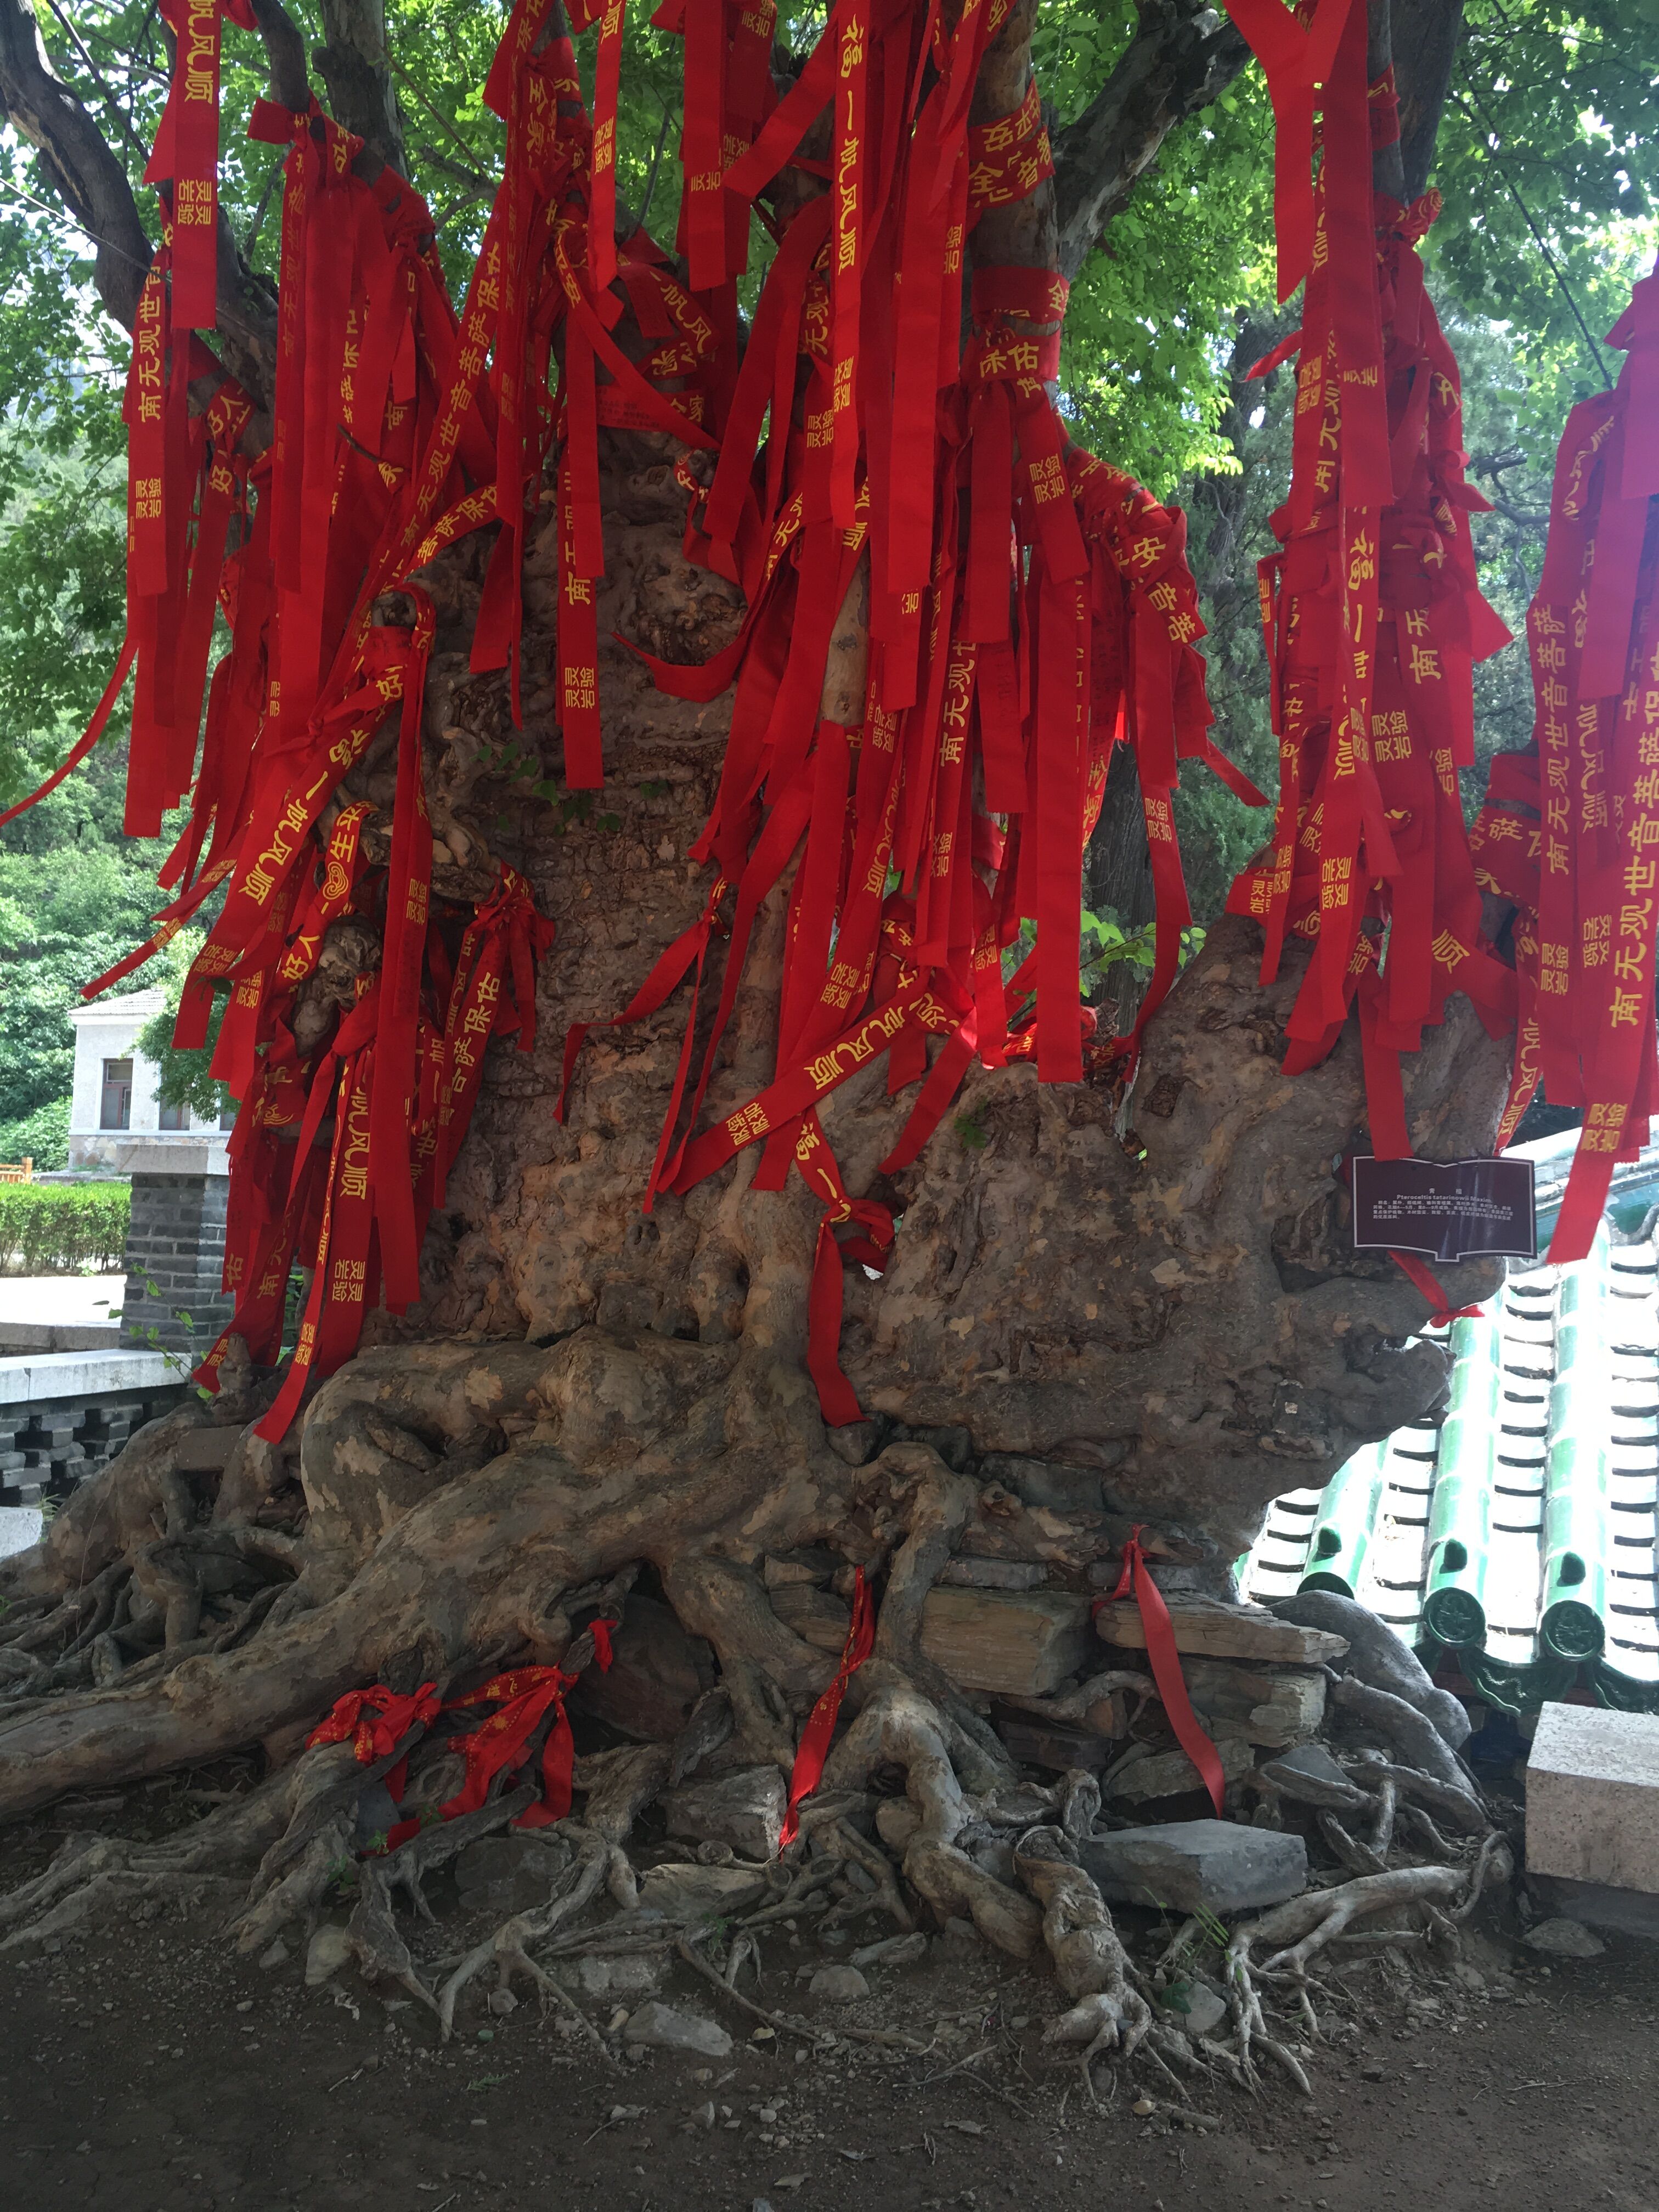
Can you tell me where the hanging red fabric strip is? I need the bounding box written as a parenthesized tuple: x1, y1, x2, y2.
(778, 1565, 876, 1848)
(1094, 1531, 1226, 1817)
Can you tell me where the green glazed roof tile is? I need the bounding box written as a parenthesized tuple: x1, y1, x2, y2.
(1243, 1227, 1659, 1712)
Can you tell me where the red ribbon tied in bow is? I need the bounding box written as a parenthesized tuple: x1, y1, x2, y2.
(306, 1619, 617, 1850)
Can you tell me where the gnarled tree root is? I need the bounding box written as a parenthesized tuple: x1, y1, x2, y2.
(1014, 1824, 1151, 2106)
(1223, 1833, 1513, 2083)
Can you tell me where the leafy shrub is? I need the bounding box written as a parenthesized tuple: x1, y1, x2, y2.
(0, 1182, 129, 1275)
(0, 1097, 70, 1173)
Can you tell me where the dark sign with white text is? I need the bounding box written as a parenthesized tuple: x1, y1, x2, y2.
(1350, 1156, 1538, 1264)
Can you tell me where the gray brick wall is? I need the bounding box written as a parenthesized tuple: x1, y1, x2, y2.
(0, 1382, 191, 1504)
(119, 1172, 236, 1353)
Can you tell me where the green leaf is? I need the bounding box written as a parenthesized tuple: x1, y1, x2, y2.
(955, 1111, 990, 1152)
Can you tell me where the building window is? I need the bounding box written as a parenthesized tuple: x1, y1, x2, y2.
(99, 1059, 133, 1131)
(219, 1097, 237, 1131)
(159, 1097, 190, 1132)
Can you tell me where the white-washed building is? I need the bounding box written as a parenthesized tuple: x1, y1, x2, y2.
(65, 988, 232, 1173)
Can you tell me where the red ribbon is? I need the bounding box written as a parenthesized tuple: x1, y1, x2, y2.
(778, 1566, 876, 1848)
(308, 1621, 616, 1851)
(1093, 1531, 1227, 1819)
(306, 1680, 441, 1801)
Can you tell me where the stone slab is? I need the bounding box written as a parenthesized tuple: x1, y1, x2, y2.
(1093, 1594, 1348, 1666)
(0, 1349, 178, 1406)
(0, 1324, 121, 1352)
(636, 1862, 768, 1922)
(1079, 1818, 1308, 1914)
(0, 1273, 125, 1353)
(0, 1505, 43, 1559)
(664, 1765, 786, 1860)
(1180, 1655, 1327, 1748)
(919, 1587, 1092, 1696)
(1104, 1735, 1256, 1807)
(1527, 1702, 1659, 1893)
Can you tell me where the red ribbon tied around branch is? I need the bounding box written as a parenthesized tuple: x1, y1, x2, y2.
(307, 1620, 617, 1849)
(306, 1680, 442, 1801)
(1093, 1530, 1227, 1819)
(778, 1566, 877, 1849)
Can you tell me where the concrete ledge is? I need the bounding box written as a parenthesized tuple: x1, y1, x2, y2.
(95, 1139, 229, 1177)
(1527, 1701, 1659, 1893)
(0, 1348, 182, 1405)
(0, 1323, 121, 1354)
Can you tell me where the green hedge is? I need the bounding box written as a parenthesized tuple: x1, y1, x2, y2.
(0, 1097, 70, 1175)
(0, 1182, 130, 1276)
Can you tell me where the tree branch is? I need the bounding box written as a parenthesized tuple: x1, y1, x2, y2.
(0, 0, 154, 330)
(1391, 0, 1465, 201)
(314, 0, 407, 175)
(1051, 0, 1250, 282)
(250, 0, 312, 114)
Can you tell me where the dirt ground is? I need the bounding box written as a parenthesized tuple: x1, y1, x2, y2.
(2, 1776, 1656, 2212)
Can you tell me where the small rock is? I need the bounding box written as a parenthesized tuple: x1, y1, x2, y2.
(353, 1778, 403, 1850)
(1107, 1737, 1256, 1807)
(454, 1833, 571, 1916)
(1523, 1917, 1605, 1960)
(637, 1863, 769, 1923)
(1133, 2097, 1156, 2117)
(775, 2176, 807, 2193)
(1171, 1982, 1228, 2040)
(811, 1965, 870, 2004)
(1261, 1742, 1353, 1791)
(622, 2000, 735, 2059)
(487, 1988, 519, 2016)
(1080, 1819, 1307, 1915)
(257, 1939, 290, 1971)
(939, 1916, 980, 1960)
(575, 1953, 665, 2000)
(849, 1931, 928, 1972)
(690, 2100, 716, 2129)
(304, 1925, 352, 1987)
(1359, 2060, 1386, 2081)
(664, 1765, 788, 1861)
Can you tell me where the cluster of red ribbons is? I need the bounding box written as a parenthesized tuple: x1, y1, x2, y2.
(1217, 1, 1517, 1316)
(554, 0, 1261, 1423)
(308, 1620, 614, 1848)
(16, 0, 1259, 1435)
(1, 13, 625, 1430)
(1471, 259, 1659, 1260)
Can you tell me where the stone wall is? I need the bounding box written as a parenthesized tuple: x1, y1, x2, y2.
(0, 1355, 190, 1505)
(119, 1171, 235, 1354)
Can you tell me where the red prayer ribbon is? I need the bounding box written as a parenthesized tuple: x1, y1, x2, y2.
(1094, 1531, 1227, 1819)
(778, 1566, 876, 1848)
(307, 1622, 617, 1850)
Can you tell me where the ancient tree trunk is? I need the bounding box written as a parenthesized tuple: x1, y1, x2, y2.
(0, 0, 1509, 1857)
